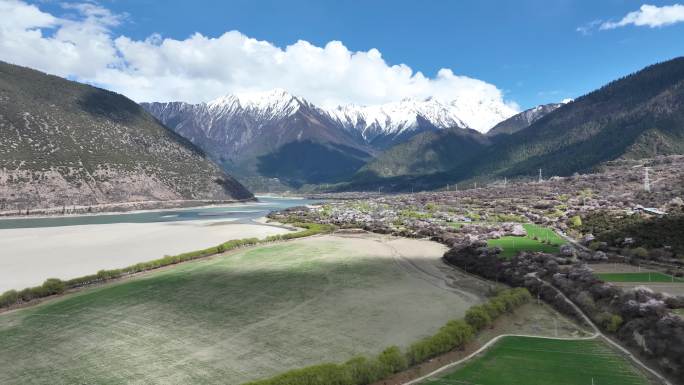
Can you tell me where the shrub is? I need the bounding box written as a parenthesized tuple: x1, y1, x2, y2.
(600, 313, 623, 333)
(465, 306, 492, 331)
(243, 363, 353, 385)
(343, 356, 384, 384)
(41, 278, 66, 295)
(570, 215, 582, 228)
(377, 346, 407, 375)
(0, 290, 18, 307)
(631, 247, 649, 258)
(406, 319, 474, 365)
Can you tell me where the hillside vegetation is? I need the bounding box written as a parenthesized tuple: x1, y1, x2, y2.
(347, 57, 684, 191)
(0, 61, 252, 211)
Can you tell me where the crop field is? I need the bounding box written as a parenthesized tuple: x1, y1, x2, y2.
(488, 224, 565, 258)
(423, 336, 652, 385)
(597, 272, 684, 283)
(0, 234, 482, 385)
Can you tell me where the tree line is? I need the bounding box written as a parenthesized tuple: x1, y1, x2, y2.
(0, 223, 335, 309)
(243, 288, 531, 385)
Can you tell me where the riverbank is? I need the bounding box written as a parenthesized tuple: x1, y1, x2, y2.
(0, 218, 292, 292)
(0, 198, 259, 219)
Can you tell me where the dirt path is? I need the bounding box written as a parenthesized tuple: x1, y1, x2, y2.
(383, 238, 486, 303)
(370, 301, 591, 385)
(377, 271, 672, 385)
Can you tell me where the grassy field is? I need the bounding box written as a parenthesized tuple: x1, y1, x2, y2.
(597, 272, 684, 283)
(423, 336, 652, 385)
(0, 235, 479, 385)
(488, 224, 565, 258)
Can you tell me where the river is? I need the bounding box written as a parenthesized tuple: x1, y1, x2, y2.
(0, 196, 319, 292)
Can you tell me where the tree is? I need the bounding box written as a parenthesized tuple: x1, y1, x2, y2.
(570, 215, 582, 228)
(605, 314, 623, 332)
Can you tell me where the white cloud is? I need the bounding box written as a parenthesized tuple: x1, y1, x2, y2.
(576, 20, 602, 35)
(600, 3, 684, 29)
(0, 0, 519, 131)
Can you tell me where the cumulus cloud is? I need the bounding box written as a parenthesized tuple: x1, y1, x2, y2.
(600, 3, 684, 29)
(0, 0, 519, 130)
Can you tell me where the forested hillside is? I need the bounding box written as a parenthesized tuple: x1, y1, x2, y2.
(346, 57, 684, 191)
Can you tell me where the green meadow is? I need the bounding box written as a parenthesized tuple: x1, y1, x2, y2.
(597, 272, 684, 283)
(488, 224, 565, 258)
(424, 336, 652, 385)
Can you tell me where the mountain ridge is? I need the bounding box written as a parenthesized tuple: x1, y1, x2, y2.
(487, 102, 566, 136)
(0, 60, 253, 210)
(344, 56, 684, 191)
(142, 89, 517, 189)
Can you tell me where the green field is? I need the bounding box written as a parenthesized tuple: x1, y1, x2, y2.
(488, 224, 565, 258)
(0, 235, 478, 385)
(424, 336, 651, 385)
(597, 272, 684, 283)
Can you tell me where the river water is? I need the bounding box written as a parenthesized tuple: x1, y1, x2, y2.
(0, 196, 320, 291)
(0, 196, 317, 230)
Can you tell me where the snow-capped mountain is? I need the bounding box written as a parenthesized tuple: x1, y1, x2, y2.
(141, 88, 518, 188)
(142, 90, 373, 188)
(323, 98, 469, 148)
(205, 88, 306, 122)
(323, 95, 517, 147)
(143, 89, 338, 156)
(487, 102, 567, 136)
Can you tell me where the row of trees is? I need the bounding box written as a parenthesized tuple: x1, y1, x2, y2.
(444, 242, 684, 379)
(244, 288, 531, 385)
(0, 223, 336, 310)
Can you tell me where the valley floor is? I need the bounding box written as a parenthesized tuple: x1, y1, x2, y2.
(0, 233, 485, 385)
(0, 219, 290, 292)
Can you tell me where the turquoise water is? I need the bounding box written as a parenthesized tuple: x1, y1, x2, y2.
(0, 196, 318, 229)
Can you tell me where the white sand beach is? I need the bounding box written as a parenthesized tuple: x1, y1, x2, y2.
(0, 220, 292, 292)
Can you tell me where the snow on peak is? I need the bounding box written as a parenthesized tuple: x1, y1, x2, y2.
(324, 98, 469, 141)
(207, 88, 303, 120)
(202, 88, 518, 136)
(446, 96, 518, 133)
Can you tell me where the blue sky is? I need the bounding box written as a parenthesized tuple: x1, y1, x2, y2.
(33, 0, 684, 109)
(3, 0, 683, 119)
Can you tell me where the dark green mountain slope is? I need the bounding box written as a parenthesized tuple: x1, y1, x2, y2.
(0, 61, 252, 211)
(353, 127, 490, 181)
(345, 56, 684, 191)
(472, 56, 684, 179)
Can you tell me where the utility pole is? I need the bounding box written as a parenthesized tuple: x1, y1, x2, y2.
(644, 167, 651, 192)
(554, 317, 558, 337)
